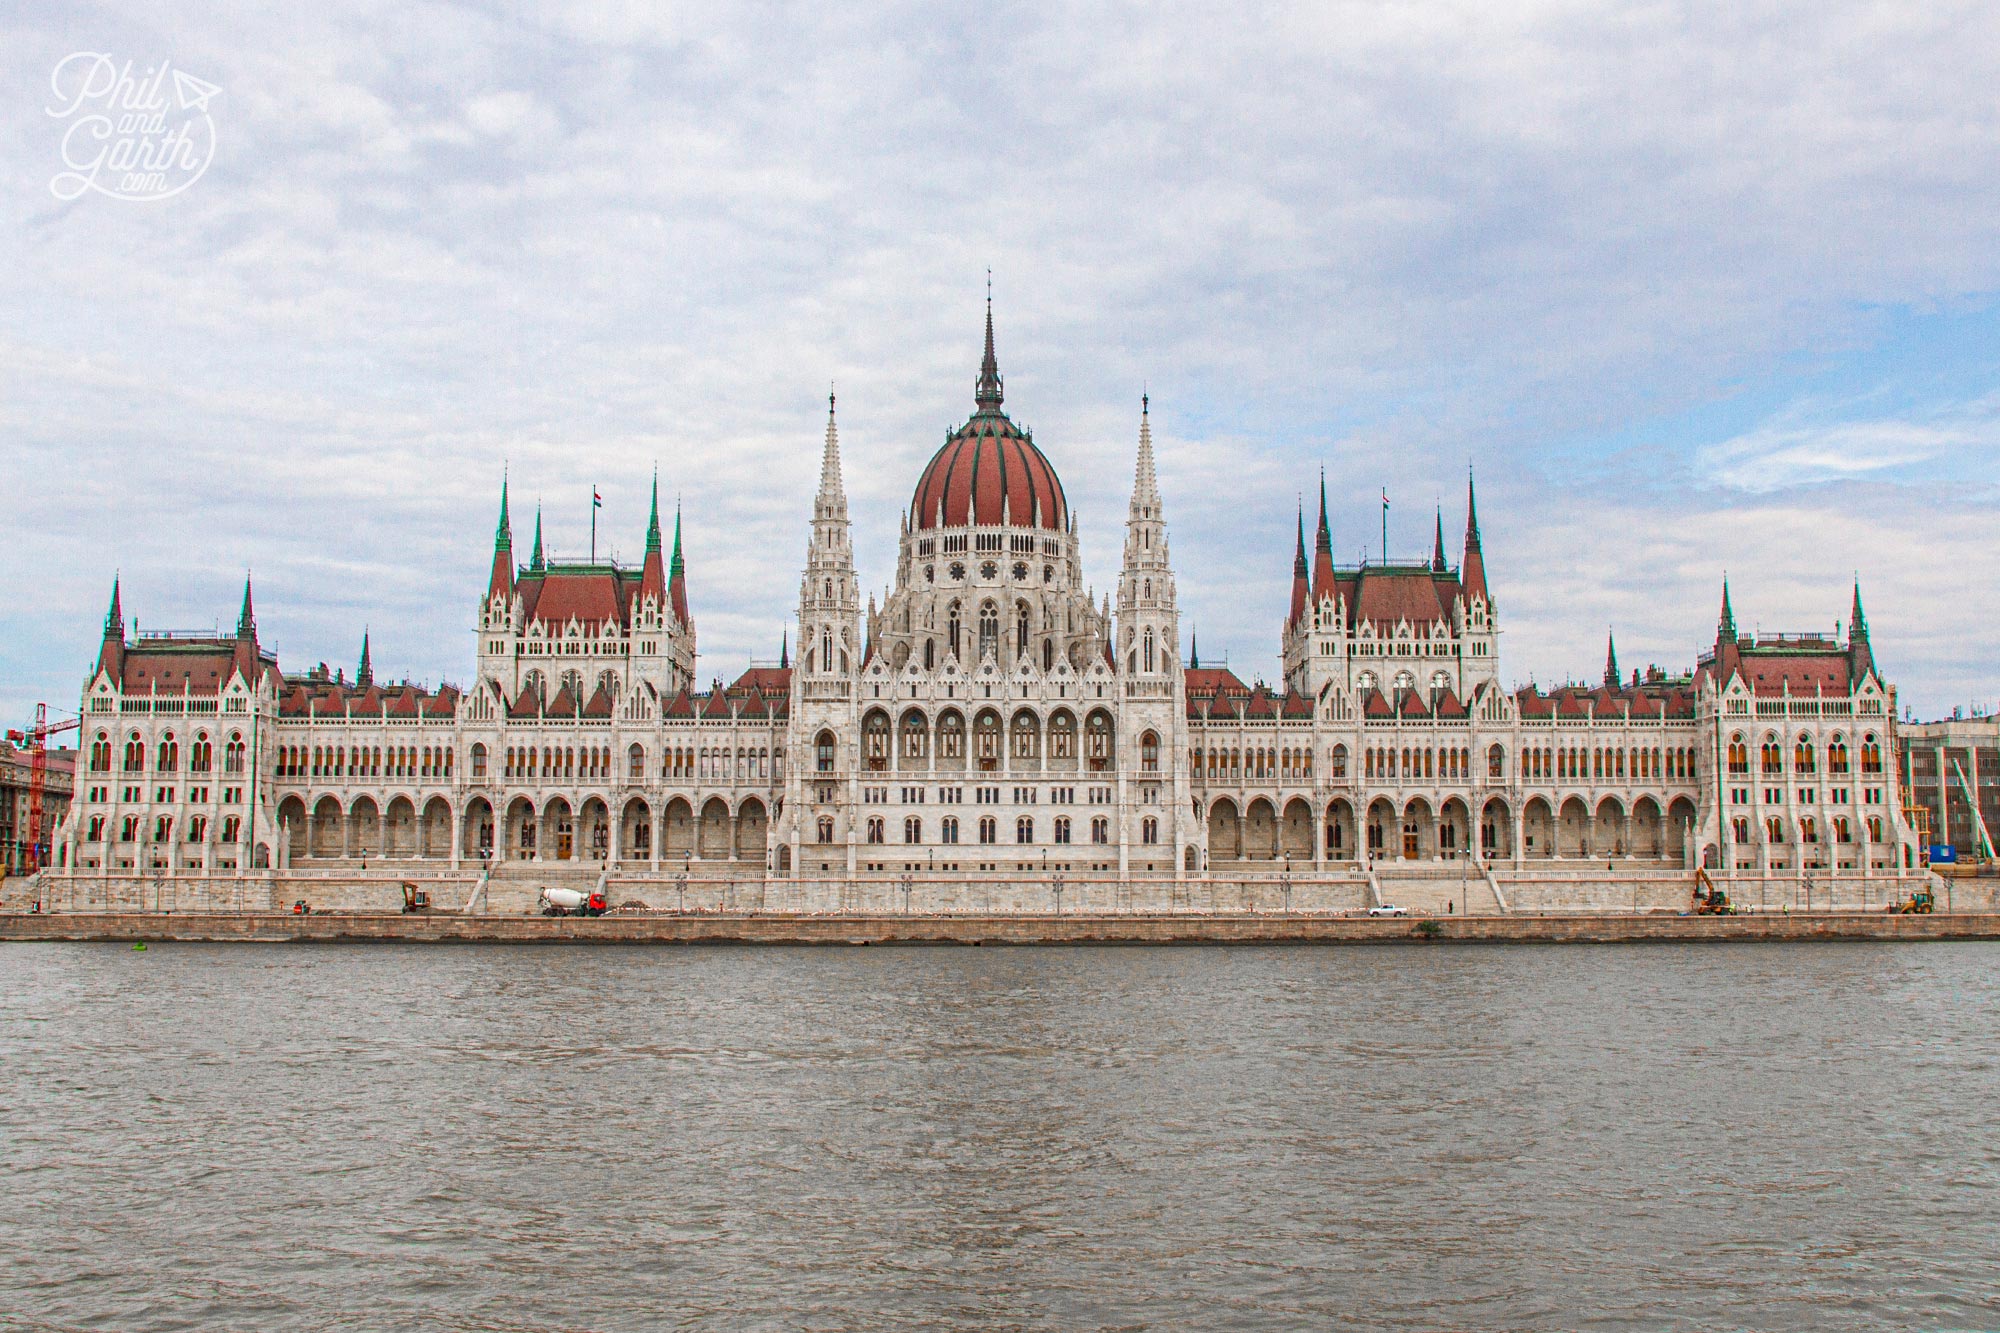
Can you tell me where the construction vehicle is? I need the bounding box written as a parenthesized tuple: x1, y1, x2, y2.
(6, 704, 80, 875)
(400, 882, 433, 914)
(1888, 888, 1936, 914)
(537, 886, 606, 917)
(1692, 868, 1735, 914)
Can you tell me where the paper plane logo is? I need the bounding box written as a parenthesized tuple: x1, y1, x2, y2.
(47, 53, 219, 202)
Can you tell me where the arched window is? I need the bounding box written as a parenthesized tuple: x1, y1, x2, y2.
(1861, 735, 1882, 775)
(817, 816, 834, 843)
(979, 816, 997, 844)
(90, 732, 111, 772)
(979, 602, 999, 660)
(1760, 738, 1782, 776)
(1828, 737, 1850, 774)
(1794, 735, 1816, 774)
(1091, 816, 1109, 844)
(471, 743, 488, 779)
(1728, 735, 1748, 776)
(1141, 730, 1160, 773)
(1331, 744, 1348, 779)
(157, 733, 178, 772)
(190, 734, 212, 773)
(866, 817, 884, 844)
(628, 744, 645, 780)
(904, 816, 922, 844)
(1016, 815, 1034, 844)
(947, 602, 961, 659)
(1141, 817, 1159, 844)
(1016, 603, 1031, 657)
(816, 730, 836, 773)
(1054, 816, 1071, 844)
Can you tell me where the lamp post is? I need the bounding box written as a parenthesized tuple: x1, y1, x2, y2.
(900, 868, 914, 915)
(1281, 853, 1292, 915)
(676, 851, 689, 914)
(1044, 848, 1062, 916)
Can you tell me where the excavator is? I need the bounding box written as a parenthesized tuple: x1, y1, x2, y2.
(1692, 868, 1736, 915)
(1888, 888, 1936, 914)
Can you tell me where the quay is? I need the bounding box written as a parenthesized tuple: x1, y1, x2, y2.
(4, 909, 1997, 945)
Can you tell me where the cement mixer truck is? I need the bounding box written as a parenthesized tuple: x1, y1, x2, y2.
(537, 886, 607, 917)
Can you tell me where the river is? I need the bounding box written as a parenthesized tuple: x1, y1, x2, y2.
(3, 942, 1996, 1330)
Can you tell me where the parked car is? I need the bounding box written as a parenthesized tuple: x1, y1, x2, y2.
(1367, 904, 1409, 918)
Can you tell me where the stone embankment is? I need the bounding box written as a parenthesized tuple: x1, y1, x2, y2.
(3, 910, 1996, 945)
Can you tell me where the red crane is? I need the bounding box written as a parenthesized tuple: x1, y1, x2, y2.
(7, 704, 81, 874)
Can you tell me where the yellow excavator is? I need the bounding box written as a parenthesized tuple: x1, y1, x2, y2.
(1888, 888, 1935, 914)
(1693, 868, 1735, 915)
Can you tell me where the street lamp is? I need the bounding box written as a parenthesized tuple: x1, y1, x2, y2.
(676, 850, 690, 914)
(1281, 853, 1292, 915)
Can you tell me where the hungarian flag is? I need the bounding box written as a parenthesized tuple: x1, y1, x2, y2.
(1382, 488, 1390, 513)
(593, 488, 602, 509)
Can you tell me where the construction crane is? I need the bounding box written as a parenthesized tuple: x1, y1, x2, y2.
(1949, 759, 1997, 863)
(6, 704, 81, 875)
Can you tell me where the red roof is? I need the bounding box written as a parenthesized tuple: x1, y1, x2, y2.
(1740, 653, 1850, 697)
(117, 645, 239, 695)
(519, 569, 639, 631)
(1184, 667, 1248, 696)
(731, 666, 792, 694)
(911, 411, 1068, 532)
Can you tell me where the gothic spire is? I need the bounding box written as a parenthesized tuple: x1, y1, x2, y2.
(1850, 579, 1869, 644)
(779, 629, 789, 670)
(816, 388, 848, 521)
(530, 506, 545, 572)
(1310, 469, 1336, 602)
(237, 574, 255, 638)
(357, 630, 373, 689)
(975, 281, 1003, 412)
(1189, 632, 1200, 670)
(103, 576, 123, 639)
(488, 475, 515, 599)
(1719, 577, 1737, 641)
(1460, 469, 1489, 602)
(495, 472, 512, 546)
(1432, 505, 1447, 572)
(646, 469, 662, 554)
(669, 501, 690, 627)
(1130, 393, 1160, 513)
(1288, 502, 1309, 627)
(1604, 630, 1619, 690)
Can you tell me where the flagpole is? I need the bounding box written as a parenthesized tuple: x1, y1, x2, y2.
(1381, 490, 1388, 566)
(591, 487, 597, 563)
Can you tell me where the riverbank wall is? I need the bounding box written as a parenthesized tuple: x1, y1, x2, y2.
(5, 909, 1996, 945)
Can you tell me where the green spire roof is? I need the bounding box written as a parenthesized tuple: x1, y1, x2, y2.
(669, 502, 684, 579)
(647, 470, 662, 554)
(530, 506, 544, 572)
(496, 473, 511, 546)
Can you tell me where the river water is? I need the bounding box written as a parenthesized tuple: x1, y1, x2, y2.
(3, 942, 1997, 1331)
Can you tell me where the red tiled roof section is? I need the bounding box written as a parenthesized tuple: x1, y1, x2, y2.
(120, 647, 236, 695)
(1344, 568, 1460, 631)
(731, 667, 792, 694)
(910, 414, 1068, 531)
(1741, 653, 1850, 697)
(1184, 667, 1248, 696)
(520, 571, 634, 630)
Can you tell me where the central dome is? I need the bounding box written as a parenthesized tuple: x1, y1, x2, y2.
(909, 305, 1069, 532)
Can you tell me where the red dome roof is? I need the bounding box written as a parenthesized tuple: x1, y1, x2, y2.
(911, 413, 1068, 531)
(910, 301, 1068, 532)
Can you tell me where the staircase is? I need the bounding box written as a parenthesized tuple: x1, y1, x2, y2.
(1372, 861, 1505, 914)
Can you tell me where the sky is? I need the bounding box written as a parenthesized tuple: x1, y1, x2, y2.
(5, 2, 1999, 729)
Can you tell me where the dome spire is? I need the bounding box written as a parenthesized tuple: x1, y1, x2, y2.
(976, 272, 1003, 411)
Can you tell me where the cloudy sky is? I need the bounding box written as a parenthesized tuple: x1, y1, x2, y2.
(6, 2, 1998, 728)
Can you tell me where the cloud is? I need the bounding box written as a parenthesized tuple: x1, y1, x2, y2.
(4, 2, 2000, 726)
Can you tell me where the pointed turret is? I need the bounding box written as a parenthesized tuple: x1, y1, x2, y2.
(1310, 470, 1337, 602)
(1130, 393, 1160, 515)
(488, 476, 514, 599)
(1849, 579, 1873, 677)
(1288, 503, 1309, 626)
(1604, 631, 1619, 690)
(357, 631, 373, 689)
(1118, 393, 1179, 679)
(1461, 470, 1489, 602)
(530, 506, 545, 573)
(1432, 506, 1447, 573)
(668, 502, 689, 628)
(816, 390, 848, 523)
(779, 629, 789, 670)
(975, 287, 1003, 412)
(97, 576, 125, 680)
(1190, 632, 1200, 670)
(1718, 577, 1737, 642)
(639, 470, 666, 606)
(237, 575, 256, 639)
